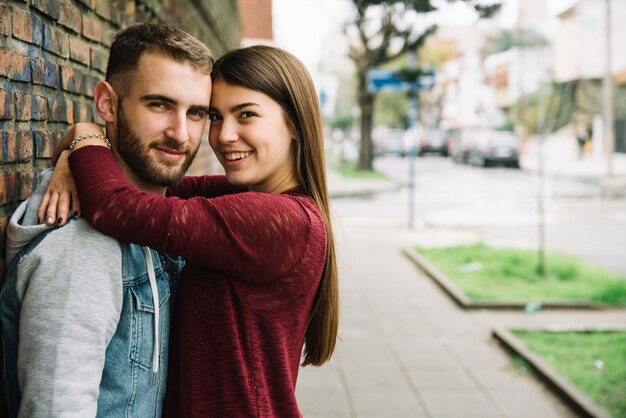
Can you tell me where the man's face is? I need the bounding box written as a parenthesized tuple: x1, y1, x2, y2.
(112, 52, 212, 188)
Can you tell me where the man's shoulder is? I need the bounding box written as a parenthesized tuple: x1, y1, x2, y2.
(40, 218, 120, 247)
(28, 219, 122, 264)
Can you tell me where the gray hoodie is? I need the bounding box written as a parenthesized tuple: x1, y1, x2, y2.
(3, 169, 123, 417)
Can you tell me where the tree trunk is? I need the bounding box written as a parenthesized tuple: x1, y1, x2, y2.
(357, 78, 375, 171)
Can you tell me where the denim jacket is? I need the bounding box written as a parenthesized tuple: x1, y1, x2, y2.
(0, 171, 184, 418)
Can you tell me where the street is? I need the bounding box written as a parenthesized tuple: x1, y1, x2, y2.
(333, 155, 626, 276)
(294, 154, 626, 417)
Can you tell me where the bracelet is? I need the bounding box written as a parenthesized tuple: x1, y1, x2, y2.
(69, 133, 112, 150)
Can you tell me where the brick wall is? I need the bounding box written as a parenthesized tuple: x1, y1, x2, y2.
(237, 0, 273, 42)
(0, 0, 242, 277)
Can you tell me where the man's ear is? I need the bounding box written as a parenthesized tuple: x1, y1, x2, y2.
(94, 81, 118, 123)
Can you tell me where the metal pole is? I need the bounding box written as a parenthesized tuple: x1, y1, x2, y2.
(407, 51, 418, 228)
(603, 0, 615, 176)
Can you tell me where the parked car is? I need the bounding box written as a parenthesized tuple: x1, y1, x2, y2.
(466, 131, 520, 168)
(449, 129, 480, 163)
(402, 128, 449, 156)
(373, 127, 407, 157)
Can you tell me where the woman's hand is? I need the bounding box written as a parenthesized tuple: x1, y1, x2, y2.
(38, 151, 80, 226)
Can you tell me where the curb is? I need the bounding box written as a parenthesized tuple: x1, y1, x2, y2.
(492, 326, 614, 418)
(401, 247, 610, 310)
(329, 183, 404, 199)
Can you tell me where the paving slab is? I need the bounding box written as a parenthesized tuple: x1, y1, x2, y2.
(296, 225, 592, 417)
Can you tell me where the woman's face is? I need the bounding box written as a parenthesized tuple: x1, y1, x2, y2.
(208, 80, 299, 193)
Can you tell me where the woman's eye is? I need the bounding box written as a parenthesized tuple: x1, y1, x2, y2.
(240, 111, 255, 119)
(208, 113, 222, 121)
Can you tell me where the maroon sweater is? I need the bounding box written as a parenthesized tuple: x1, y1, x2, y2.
(69, 147, 327, 417)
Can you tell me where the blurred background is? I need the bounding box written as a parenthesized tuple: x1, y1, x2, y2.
(2, 0, 625, 416)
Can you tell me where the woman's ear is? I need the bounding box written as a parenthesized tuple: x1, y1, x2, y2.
(94, 81, 118, 123)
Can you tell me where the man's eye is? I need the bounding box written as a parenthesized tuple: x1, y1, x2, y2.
(150, 102, 167, 109)
(188, 109, 206, 119)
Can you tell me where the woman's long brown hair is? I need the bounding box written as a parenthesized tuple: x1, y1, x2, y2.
(212, 45, 338, 366)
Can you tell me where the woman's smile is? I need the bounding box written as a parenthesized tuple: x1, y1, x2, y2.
(223, 151, 254, 161)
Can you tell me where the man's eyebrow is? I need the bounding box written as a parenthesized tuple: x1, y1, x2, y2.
(140, 94, 176, 104)
(141, 94, 210, 112)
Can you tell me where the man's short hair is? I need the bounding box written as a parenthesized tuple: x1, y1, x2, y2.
(106, 22, 213, 96)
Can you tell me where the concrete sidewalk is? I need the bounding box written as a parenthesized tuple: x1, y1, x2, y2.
(521, 135, 626, 195)
(295, 159, 626, 417)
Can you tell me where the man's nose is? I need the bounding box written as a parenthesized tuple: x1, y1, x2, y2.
(166, 113, 190, 144)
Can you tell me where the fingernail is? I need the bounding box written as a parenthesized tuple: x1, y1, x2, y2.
(57, 218, 63, 225)
(46, 217, 54, 225)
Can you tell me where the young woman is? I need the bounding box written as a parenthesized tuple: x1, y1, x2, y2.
(43, 45, 339, 417)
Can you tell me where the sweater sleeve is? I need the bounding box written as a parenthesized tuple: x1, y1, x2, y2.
(17, 223, 122, 418)
(69, 146, 313, 281)
(166, 175, 247, 199)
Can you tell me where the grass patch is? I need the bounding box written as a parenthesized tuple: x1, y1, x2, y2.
(335, 162, 389, 180)
(513, 330, 626, 418)
(415, 244, 626, 306)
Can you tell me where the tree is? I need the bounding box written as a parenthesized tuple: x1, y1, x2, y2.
(525, 81, 576, 277)
(480, 28, 547, 59)
(346, 0, 501, 170)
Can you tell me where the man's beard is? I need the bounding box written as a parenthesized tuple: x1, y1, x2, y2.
(115, 109, 199, 187)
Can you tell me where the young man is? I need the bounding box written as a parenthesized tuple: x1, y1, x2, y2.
(0, 23, 212, 417)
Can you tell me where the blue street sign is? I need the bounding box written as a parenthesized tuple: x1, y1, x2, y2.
(367, 68, 435, 93)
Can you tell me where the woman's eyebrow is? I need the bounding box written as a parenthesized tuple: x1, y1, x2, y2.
(229, 102, 259, 113)
(208, 102, 260, 114)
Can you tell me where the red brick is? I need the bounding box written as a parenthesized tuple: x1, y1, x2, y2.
(0, 48, 31, 81)
(61, 66, 85, 94)
(17, 169, 35, 200)
(77, 0, 96, 9)
(31, 12, 44, 46)
(238, 0, 273, 40)
(83, 75, 98, 97)
(33, 130, 53, 158)
(0, 131, 33, 163)
(0, 132, 17, 162)
(12, 6, 33, 43)
(59, 0, 81, 33)
(69, 37, 90, 65)
(101, 25, 115, 47)
(13, 93, 46, 121)
(31, 95, 47, 121)
(74, 100, 94, 122)
(43, 25, 70, 58)
(82, 14, 101, 42)
(0, 5, 10, 36)
(31, 57, 60, 88)
(32, 0, 60, 20)
(0, 172, 17, 205)
(90, 47, 108, 73)
(14, 92, 31, 121)
(18, 131, 33, 162)
(94, 0, 111, 20)
(48, 96, 74, 123)
(0, 89, 13, 120)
